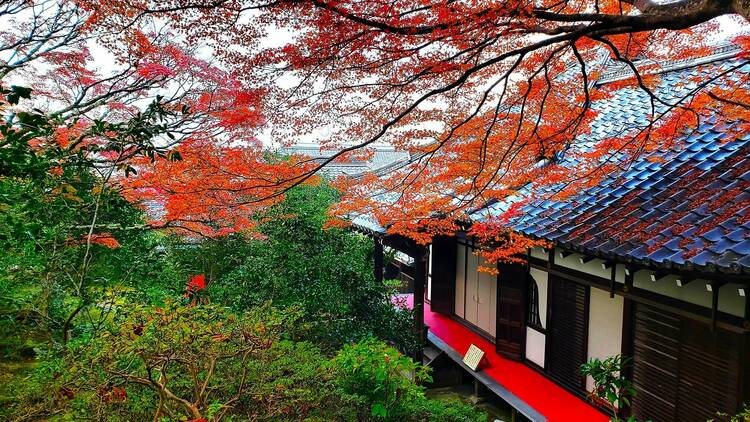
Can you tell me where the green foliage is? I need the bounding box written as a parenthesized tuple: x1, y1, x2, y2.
(242, 340, 361, 421)
(0, 87, 189, 351)
(2, 85, 32, 106)
(8, 301, 303, 420)
(712, 404, 750, 422)
(334, 338, 486, 422)
(189, 184, 420, 354)
(580, 354, 636, 421)
(0, 88, 192, 415)
(6, 303, 482, 422)
(335, 338, 430, 419)
(1, 87, 480, 420)
(0, 168, 181, 348)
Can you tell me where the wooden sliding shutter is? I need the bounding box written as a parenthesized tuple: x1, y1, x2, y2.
(631, 304, 744, 422)
(429, 236, 457, 315)
(496, 263, 527, 361)
(546, 276, 588, 393)
(630, 305, 680, 421)
(677, 318, 742, 421)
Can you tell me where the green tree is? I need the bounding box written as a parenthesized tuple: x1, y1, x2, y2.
(180, 184, 419, 354)
(0, 87, 185, 349)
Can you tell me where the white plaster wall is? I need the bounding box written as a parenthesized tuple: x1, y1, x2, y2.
(586, 287, 624, 392)
(554, 248, 620, 281)
(633, 272, 745, 318)
(529, 268, 549, 329)
(526, 327, 546, 368)
(549, 247, 745, 318)
(719, 283, 746, 317)
(530, 247, 548, 260)
(633, 271, 710, 307)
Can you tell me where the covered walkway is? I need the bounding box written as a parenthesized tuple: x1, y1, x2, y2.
(418, 299, 609, 422)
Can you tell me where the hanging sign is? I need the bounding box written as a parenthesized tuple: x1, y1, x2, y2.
(462, 344, 485, 371)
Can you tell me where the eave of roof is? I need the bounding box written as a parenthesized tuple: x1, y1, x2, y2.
(349, 47, 750, 276)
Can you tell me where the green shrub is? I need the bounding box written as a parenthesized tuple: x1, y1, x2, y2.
(6, 305, 484, 422)
(334, 338, 486, 422)
(243, 340, 361, 421)
(180, 185, 420, 354)
(579, 354, 635, 422)
(5, 302, 305, 421)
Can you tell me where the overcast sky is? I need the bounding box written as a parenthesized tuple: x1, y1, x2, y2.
(2, 7, 748, 150)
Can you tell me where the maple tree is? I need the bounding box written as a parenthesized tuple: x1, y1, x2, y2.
(3, 0, 750, 260)
(0, 0, 316, 239)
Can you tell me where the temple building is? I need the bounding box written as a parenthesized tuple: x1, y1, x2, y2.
(353, 45, 750, 421)
(280, 144, 411, 178)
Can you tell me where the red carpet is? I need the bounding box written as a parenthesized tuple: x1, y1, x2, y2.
(423, 302, 608, 422)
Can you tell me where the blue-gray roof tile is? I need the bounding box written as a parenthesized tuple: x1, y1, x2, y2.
(470, 52, 750, 274)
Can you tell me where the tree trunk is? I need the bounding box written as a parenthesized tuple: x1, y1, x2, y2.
(734, 0, 750, 20)
(61, 303, 85, 344)
(618, 0, 742, 29)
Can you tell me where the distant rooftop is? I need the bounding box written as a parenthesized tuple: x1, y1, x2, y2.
(595, 44, 742, 85)
(279, 144, 411, 178)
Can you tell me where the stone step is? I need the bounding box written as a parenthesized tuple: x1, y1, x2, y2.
(423, 345, 442, 365)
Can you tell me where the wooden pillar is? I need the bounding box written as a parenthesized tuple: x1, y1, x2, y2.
(711, 281, 719, 332)
(374, 237, 384, 284)
(744, 286, 750, 330)
(547, 247, 555, 269)
(620, 266, 635, 418)
(413, 244, 427, 362)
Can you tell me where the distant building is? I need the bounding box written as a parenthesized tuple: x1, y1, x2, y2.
(279, 144, 411, 178)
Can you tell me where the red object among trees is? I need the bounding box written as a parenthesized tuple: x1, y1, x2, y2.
(87, 233, 122, 249)
(186, 274, 206, 292)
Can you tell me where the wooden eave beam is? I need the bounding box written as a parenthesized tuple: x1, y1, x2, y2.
(649, 270, 670, 282)
(381, 234, 417, 254)
(578, 255, 595, 265)
(675, 275, 696, 287)
(527, 257, 748, 333)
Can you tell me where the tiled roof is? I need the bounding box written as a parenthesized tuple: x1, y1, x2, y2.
(472, 51, 750, 274)
(596, 44, 742, 85)
(280, 144, 410, 178)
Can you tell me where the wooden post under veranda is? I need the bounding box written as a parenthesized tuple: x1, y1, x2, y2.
(412, 244, 427, 362)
